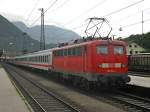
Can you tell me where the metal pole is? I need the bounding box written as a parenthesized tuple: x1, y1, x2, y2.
(142, 10, 144, 36)
(39, 8, 45, 50)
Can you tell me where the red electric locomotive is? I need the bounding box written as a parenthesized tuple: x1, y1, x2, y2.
(52, 39, 130, 87)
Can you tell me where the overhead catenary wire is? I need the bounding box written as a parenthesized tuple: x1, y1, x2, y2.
(47, 0, 70, 14)
(26, 0, 40, 22)
(29, 0, 59, 27)
(121, 18, 150, 28)
(63, 0, 144, 27)
(63, 0, 107, 26)
(108, 7, 150, 25)
(53, 0, 146, 39)
(103, 0, 144, 17)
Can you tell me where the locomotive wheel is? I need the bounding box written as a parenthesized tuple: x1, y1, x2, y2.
(73, 77, 80, 87)
(80, 79, 92, 91)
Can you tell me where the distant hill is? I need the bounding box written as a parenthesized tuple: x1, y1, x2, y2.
(13, 21, 81, 44)
(123, 32, 150, 52)
(0, 15, 40, 53)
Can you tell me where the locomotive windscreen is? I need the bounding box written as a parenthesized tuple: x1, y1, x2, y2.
(113, 46, 124, 55)
(96, 45, 108, 54)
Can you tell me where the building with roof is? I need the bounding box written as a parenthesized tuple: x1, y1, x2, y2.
(126, 42, 146, 55)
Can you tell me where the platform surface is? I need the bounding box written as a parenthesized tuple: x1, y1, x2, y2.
(0, 66, 30, 112)
(129, 75, 150, 88)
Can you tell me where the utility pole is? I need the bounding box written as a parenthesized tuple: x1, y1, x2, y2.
(39, 8, 45, 50)
(142, 10, 144, 36)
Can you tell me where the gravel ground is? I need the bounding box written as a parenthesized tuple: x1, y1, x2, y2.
(15, 67, 127, 112)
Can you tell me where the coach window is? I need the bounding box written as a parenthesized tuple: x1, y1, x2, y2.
(42, 56, 43, 62)
(44, 56, 46, 63)
(43, 56, 44, 62)
(38, 56, 40, 62)
(46, 55, 48, 62)
(43, 56, 45, 62)
(96, 45, 108, 54)
(42, 56, 44, 62)
(45, 56, 47, 62)
(39, 56, 41, 62)
(44, 56, 46, 62)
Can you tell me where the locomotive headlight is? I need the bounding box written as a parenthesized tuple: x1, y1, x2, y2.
(99, 63, 109, 68)
(115, 63, 121, 68)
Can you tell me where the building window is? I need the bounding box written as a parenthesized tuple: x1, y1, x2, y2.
(130, 50, 133, 54)
(129, 45, 132, 47)
(134, 45, 137, 48)
(135, 51, 138, 54)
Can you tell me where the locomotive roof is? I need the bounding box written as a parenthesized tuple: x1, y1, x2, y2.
(52, 39, 126, 50)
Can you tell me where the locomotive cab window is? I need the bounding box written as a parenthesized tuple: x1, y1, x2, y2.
(114, 45, 124, 55)
(96, 45, 108, 54)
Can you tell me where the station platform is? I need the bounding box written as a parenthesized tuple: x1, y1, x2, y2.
(0, 65, 31, 112)
(128, 75, 150, 88)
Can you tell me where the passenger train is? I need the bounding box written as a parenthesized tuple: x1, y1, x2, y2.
(9, 39, 130, 88)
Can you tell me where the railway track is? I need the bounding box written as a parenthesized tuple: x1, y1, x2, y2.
(95, 90, 150, 112)
(3, 64, 80, 112)
(3, 63, 150, 112)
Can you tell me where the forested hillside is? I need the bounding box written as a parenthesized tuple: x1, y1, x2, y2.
(124, 32, 150, 52)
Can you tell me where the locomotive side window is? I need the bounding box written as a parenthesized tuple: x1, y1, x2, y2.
(64, 49, 67, 56)
(68, 48, 71, 56)
(114, 46, 124, 55)
(96, 45, 108, 54)
(72, 48, 76, 56)
(76, 47, 81, 56)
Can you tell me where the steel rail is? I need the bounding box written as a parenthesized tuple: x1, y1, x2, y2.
(4, 64, 80, 112)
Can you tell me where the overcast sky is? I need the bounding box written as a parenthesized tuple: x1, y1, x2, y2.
(0, 0, 150, 38)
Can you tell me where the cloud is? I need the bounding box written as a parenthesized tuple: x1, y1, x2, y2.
(1, 12, 26, 23)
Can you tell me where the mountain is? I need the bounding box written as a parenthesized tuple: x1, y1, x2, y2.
(0, 15, 40, 53)
(13, 21, 81, 44)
